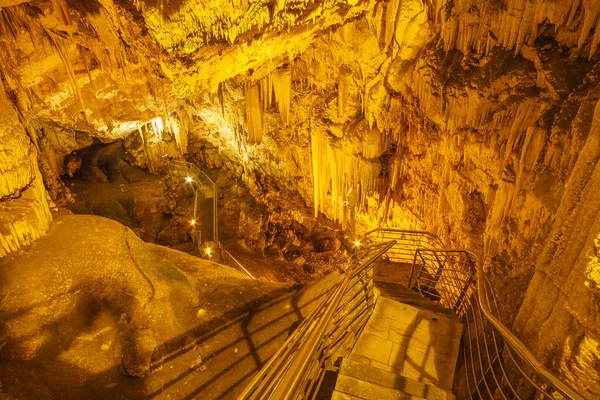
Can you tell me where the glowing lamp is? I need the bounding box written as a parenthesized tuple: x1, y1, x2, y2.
(185, 176, 193, 183)
(190, 219, 196, 225)
(206, 247, 212, 257)
(354, 241, 361, 247)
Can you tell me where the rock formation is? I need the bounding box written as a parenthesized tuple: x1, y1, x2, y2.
(0, 99, 52, 257)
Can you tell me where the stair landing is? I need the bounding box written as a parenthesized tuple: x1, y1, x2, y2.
(332, 294, 462, 399)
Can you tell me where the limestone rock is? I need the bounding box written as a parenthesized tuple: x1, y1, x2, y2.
(0, 100, 52, 258)
(586, 234, 600, 293)
(0, 214, 294, 398)
(121, 329, 157, 378)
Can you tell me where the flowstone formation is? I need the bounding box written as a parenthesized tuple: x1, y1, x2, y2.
(586, 233, 600, 294)
(0, 99, 52, 257)
(0, 0, 599, 398)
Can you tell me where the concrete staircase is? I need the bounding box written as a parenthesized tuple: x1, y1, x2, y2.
(331, 290, 462, 400)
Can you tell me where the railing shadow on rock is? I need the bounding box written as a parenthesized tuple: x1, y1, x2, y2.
(237, 240, 396, 400)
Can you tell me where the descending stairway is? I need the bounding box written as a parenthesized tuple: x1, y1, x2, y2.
(331, 288, 462, 400)
(239, 230, 585, 400)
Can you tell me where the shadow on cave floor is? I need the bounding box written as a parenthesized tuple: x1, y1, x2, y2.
(0, 214, 340, 399)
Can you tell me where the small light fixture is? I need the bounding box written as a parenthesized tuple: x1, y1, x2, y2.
(185, 176, 193, 183)
(206, 247, 212, 257)
(354, 240, 361, 247)
(190, 219, 196, 225)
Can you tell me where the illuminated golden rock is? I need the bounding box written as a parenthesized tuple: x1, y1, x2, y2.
(0, 0, 599, 397)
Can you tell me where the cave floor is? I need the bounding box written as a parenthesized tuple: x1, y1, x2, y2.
(0, 214, 332, 399)
(65, 173, 164, 229)
(62, 141, 319, 284)
(221, 241, 311, 283)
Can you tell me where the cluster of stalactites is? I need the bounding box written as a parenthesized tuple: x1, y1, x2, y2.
(137, 116, 186, 173)
(337, 65, 350, 120)
(244, 67, 292, 144)
(311, 129, 381, 228)
(441, 0, 600, 59)
(0, 0, 135, 119)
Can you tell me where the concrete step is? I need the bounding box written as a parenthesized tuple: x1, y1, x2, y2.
(373, 260, 413, 285)
(375, 281, 456, 318)
(334, 374, 425, 400)
(331, 390, 363, 400)
(347, 296, 462, 391)
(339, 358, 454, 400)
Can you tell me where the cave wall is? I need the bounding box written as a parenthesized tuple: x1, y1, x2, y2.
(0, 99, 52, 257)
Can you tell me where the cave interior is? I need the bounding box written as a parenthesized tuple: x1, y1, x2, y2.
(0, 0, 599, 399)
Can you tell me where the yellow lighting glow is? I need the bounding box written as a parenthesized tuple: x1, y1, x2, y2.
(190, 219, 196, 225)
(185, 176, 193, 183)
(206, 247, 212, 257)
(354, 241, 361, 247)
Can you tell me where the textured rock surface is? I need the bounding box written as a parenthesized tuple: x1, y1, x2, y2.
(0, 99, 52, 257)
(0, 214, 301, 398)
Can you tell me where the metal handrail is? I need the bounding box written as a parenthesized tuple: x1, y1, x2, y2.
(360, 228, 444, 264)
(476, 263, 583, 399)
(237, 227, 584, 400)
(238, 240, 396, 399)
(407, 247, 584, 400)
(219, 245, 255, 280)
(168, 160, 218, 243)
(359, 228, 583, 399)
(169, 161, 256, 281)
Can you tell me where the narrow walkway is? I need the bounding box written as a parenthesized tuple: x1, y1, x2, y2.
(332, 262, 462, 399)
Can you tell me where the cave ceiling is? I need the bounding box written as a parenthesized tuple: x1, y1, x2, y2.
(0, 0, 379, 137)
(1, 0, 600, 139)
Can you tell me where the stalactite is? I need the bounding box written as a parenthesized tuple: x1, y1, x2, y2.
(259, 75, 272, 112)
(77, 46, 95, 90)
(138, 124, 153, 173)
(44, 30, 87, 121)
(310, 129, 382, 227)
(244, 67, 292, 143)
(440, 0, 600, 59)
(218, 82, 225, 117)
(311, 129, 328, 218)
(338, 65, 349, 120)
(169, 117, 187, 155)
(379, 0, 399, 51)
(245, 83, 263, 144)
(50, 0, 72, 25)
(272, 68, 291, 126)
